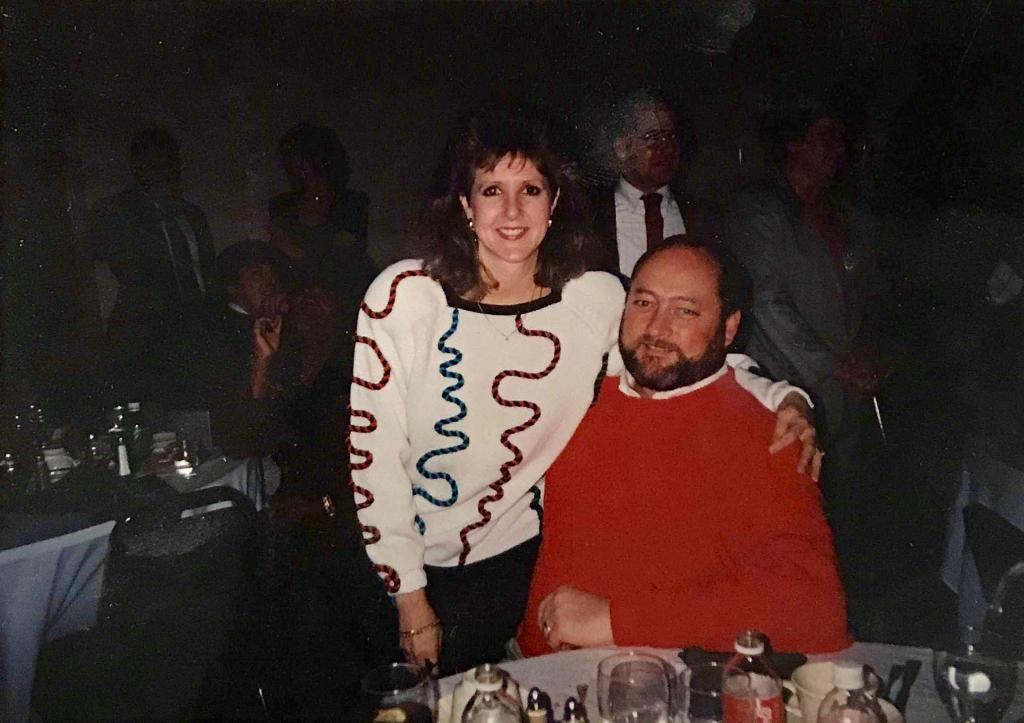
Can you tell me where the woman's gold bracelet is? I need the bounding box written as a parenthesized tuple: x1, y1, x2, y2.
(399, 619, 441, 639)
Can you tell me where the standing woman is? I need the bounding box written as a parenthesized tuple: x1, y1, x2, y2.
(349, 104, 813, 674)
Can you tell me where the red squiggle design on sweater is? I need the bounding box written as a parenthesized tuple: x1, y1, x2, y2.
(349, 402, 399, 589)
(348, 407, 384, 559)
(458, 316, 561, 565)
(348, 407, 376, 513)
(348, 269, 428, 594)
(352, 335, 390, 391)
(360, 269, 429, 319)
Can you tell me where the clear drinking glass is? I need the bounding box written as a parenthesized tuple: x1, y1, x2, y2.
(933, 644, 1017, 723)
(360, 662, 437, 723)
(686, 661, 725, 723)
(598, 652, 671, 723)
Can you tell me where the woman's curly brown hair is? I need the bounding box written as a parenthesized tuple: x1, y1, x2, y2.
(418, 103, 600, 299)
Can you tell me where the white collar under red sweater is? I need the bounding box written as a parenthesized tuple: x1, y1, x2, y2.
(617, 363, 729, 400)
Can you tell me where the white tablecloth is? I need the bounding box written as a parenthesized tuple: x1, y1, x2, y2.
(162, 455, 280, 511)
(0, 455, 277, 723)
(440, 642, 1024, 722)
(942, 437, 1024, 637)
(0, 520, 116, 723)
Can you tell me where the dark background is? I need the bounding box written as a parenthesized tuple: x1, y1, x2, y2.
(4, 0, 1023, 398)
(2, 0, 1023, 643)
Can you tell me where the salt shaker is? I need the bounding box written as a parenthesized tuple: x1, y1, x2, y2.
(525, 688, 552, 723)
(563, 696, 588, 723)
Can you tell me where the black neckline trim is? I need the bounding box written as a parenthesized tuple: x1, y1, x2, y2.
(442, 284, 562, 315)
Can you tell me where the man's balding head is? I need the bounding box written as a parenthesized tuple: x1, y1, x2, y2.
(619, 237, 748, 397)
(612, 90, 681, 194)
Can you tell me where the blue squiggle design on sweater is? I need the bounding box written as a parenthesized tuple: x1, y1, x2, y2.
(413, 309, 468, 507)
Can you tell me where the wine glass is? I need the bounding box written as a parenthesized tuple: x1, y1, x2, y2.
(360, 663, 437, 723)
(598, 652, 671, 723)
(933, 643, 1017, 723)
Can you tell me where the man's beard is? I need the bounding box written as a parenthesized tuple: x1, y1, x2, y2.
(620, 323, 728, 393)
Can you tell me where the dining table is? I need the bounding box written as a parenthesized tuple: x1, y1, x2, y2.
(0, 454, 278, 723)
(439, 642, 1024, 722)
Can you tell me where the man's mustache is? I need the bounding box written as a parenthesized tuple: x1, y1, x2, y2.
(635, 335, 681, 354)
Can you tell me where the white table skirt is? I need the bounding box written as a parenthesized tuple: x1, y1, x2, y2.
(942, 437, 1024, 638)
(0, 520, 116, 723)
(1, 454, 277, 723)
(440, 642, 1024, 723)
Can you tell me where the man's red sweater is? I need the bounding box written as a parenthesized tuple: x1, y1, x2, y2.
(519, 371, 851, 656)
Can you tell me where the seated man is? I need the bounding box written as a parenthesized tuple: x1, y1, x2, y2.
(518, 237, 851, 655)
(204, 240, 294, 458)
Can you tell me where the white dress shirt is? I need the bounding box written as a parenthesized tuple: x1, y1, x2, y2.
(618, 363, 728, 399)
(616, 353, 812, 409)
(614, 179, 687, 277)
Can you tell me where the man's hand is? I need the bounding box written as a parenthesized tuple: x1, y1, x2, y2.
(537, 585, 613, 651)
(770, 392, 822, 481)
(253, 315, 283, 361)
(396, 588, 442, 669)
(260, 292, 290, 318)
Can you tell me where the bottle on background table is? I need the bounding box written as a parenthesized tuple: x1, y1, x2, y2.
(108, 412, 132, 478)
(722, 629, 784, 723)
(0, 451, 26, 501)
(84, 433, 113, 472)
(126, 401, 152, 473)
(32, 446, 52, 492)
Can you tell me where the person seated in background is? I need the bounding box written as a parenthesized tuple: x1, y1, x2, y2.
(271, 267, 358, 509)
(204, 239, 295, 459)
(200, 245, 398, 717)
(205, 241, 356, 489)
(518, 237, 850, 656)
(268, 122, 377, 303)
(87, 127, 216, 409)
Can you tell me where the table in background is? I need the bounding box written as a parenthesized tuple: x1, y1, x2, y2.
(942, 435, 1024, 636)
(440, 642, 1024, 722)
(161, 455, 280, 512)
(0, 521, 116, 723)
(0, 455, 277, 723)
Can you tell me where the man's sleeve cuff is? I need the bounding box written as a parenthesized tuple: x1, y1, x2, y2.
(771, 381, 813, 410)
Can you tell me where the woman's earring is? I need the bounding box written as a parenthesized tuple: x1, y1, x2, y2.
(468, 219, 475, 231)
(547, 218, 553, 228)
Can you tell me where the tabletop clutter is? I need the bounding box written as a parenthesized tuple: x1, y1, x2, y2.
(360, 629, 1008, 723)
(1, 400, 201, 505)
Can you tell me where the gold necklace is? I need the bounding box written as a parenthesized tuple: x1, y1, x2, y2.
(473, 285, 541, 341)
(475, 300, 516, 341)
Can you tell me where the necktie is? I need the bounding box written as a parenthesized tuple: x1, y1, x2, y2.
(642, 192, 663, 250)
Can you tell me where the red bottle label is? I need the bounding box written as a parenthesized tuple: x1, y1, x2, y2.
(722, 693, 784, 723)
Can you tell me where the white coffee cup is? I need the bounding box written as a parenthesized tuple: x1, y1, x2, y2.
(783, 662, 833, 723)
(783, 661, 904, 723)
